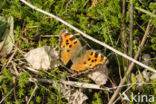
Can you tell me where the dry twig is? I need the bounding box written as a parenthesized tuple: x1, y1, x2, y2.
(0, 88, 14, 104)
(27, 84, 38, 104)
(13, 79, 19, 104)
(129, 2, 133, 58)
(128, 0, 134, 83)
(29, 78, 110, 91)
(1, 47, 18, 71)
(121, 0, 128, 67)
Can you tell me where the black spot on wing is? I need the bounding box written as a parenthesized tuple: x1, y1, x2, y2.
(69, 36, 76, 41)
(64, 33, 70, 37)
(66, 42, 69, 45)
(66, 40, 69, 42)
(94, 52, 98, 58)
(69, 45, 72, 48)
(74, 41, 77, 44)
(67, 50, 70, 52)
(90, 52, 93, 55)
(100, 55, 104, 61)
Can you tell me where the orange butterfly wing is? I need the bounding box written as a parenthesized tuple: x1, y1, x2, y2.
(70, 50, 108, 73)
(59, 30, 82, 65)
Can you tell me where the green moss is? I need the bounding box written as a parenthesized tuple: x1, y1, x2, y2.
(18, 72, 29, 88)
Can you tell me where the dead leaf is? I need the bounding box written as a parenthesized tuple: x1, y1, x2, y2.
(0, 16, 7, 39)
(150, 74, 156, 80)
(0, 16, 14, 57)
(142, 54, 151, 66)
(88, 64, 109, 85)
(53, 80, 88, 104)
(24, 46, 58, 70)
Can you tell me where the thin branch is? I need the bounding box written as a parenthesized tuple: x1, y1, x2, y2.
(135, 7, 156, 18)
(1, 47, 18, 71)
(83, 0, 89, 8)
(128, 0, 134, 83)
(41, 33, 80, 38)
(62, 80, 110, 90)
(121, 0, 128, 66)
(24, 66, 40, 74)
(27, 84, 38, 104)
(129, 2, 133, 58)
(13, 80, 19, 104)
(108, 11, 155, 104)
(0, 88, 14, 104)
(29, 78, 109, 91)
(19, 0, 156, 73)
(12, 61, 19, 76)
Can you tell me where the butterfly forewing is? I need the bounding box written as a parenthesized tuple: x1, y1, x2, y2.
(59, 30, 82, 65)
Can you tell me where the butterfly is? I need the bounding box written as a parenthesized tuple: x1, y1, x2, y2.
(59, 30, 108, 74)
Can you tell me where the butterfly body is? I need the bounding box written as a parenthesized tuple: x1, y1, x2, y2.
(59, 30, 108, 74)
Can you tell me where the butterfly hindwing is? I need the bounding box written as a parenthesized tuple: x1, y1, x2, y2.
(70, 50, 108, 73)
(84, 50, 108, 68)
